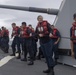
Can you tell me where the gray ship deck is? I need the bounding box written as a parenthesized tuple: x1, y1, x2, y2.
(0, 49, 76, 75)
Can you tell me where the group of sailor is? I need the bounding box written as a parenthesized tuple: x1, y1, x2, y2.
(0, 13, 76, 75)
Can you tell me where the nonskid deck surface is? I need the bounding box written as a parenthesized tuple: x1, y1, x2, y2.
(0, 49, 76, 75)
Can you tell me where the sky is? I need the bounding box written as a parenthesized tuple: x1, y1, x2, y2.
(0, 0, 63, 34)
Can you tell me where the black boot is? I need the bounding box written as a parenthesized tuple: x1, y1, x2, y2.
(47, 68, 54, 75)
(28, 61, 34, 65)
(10, 50, 15, 56)
(10, 54, 15, 56)
(37, 56, 41, 60)
(28, 56, 30, 58)
(43, 69, 51, 73)
(16, 55, 21, 59)
(21, 58, 27, 61)
(43, 68, 54, 74)
(16, 53, 21, 59)
(55, 59, 58, 65)
(16, 51, 18, 53)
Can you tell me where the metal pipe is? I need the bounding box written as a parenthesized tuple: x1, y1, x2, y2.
(0, 5, 59, 15)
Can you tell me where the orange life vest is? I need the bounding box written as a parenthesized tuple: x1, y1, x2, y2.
(12, 26, 19, 37)
(20, 27, 30, 38)
(36, 21, 49, 35)
(1, 29, 9, 37)
(72, 22, 76, 43)
(51, 28, 58, 39)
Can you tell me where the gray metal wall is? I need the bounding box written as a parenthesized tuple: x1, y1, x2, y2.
(55, 0, 76, 67)
(55, 0, 76, 49)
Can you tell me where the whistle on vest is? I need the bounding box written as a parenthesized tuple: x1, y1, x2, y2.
(29, 33, 32, 37)
(12, 31, 15, 34)
(49, 33, 53, 37)
(38, 27, 44, 33)
(20, 31, 24, 34)
(39, 34, 44, 37)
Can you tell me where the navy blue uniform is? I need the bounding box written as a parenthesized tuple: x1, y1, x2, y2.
(36, 21, 55, 69)
(31, 30, 38, 59)
(1, 29, 9, 53)
(20, 26, 34, 64)
(11, 26, 21, 57)
(51, 28, 61, 61)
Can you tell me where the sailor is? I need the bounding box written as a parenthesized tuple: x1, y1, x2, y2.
(1, 27, 9, 53)
(28, 24, 38, 60)
(19, 26, 24, 55)
(70, 13, 76, 59)
(20, 22, 34, 65)
(35, 15, 55, 75)
(10, 23, 21, 59)
(50, 25, 61, 64)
